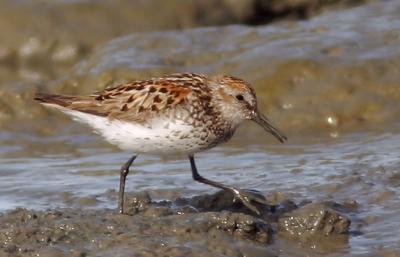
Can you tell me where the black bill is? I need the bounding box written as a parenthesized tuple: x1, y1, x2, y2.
(252, 111, 287, 143)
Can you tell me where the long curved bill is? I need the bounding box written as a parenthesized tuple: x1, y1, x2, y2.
(252, 111, 287, 143)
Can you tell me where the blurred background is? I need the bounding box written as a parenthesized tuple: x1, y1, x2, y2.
(0, 0, 399, 256)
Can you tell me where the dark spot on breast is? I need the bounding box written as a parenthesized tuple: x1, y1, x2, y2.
(127, 95, 134, 103)
(104, 94, 112, 99)
(121, 104, 128, 111)
(167, 97, 174, 105)
(138, 106, 145, 113)
(200, 95, 211, 102)
(153, 95, 162, 103)
(151, 105, 158, 111)
(159, 87, 168, 93)
(178, 98, 185, 104)
(205, 106, 214, 116)
(149, 87, 157, 93)
(192, 88, 202, 94)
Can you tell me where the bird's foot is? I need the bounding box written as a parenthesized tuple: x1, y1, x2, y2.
(231, 188, 268, 215)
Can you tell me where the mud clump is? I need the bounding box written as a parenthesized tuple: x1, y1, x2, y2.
(208, 212, 271, 243)
(277, 202, 352, 254)
(278, 202, 351, 237)
(176, 190, 275, 214)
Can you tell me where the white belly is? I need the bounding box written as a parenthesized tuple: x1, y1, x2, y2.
(62, 109, 212, 154)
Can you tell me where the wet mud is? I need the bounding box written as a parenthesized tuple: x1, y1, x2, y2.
(0, 191, 353, 257)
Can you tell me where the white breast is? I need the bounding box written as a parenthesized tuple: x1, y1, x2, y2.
(61, 109, 213, 155)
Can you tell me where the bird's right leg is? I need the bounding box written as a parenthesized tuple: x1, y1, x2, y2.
(118, 155, 137, 214)
(188, 154, 268, 215)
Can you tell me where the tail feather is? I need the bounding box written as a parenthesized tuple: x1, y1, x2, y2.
(34, 93, 77, 107)
(34, 93, 107, 117)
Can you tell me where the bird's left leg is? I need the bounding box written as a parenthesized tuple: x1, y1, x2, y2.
(118, 155, 137, 214)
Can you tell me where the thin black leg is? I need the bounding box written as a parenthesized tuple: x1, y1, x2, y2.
(188, 154, 268, 214)
(189, 154, 236, 192)
(119, 155, 137, 214)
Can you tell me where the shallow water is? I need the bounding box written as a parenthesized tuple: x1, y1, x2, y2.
(1, 126, 400, 255)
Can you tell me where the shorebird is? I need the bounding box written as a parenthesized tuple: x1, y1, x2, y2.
(35, 73, 287, 214)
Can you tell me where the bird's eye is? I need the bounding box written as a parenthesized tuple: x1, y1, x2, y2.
(236, 94, 244, 101)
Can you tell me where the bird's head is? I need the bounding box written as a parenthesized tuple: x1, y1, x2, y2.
(212, 75, 287, 143)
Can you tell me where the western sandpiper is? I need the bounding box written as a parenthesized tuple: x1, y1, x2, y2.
(35, 73, 287, 214)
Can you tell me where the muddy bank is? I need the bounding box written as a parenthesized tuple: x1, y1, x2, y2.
(0, 0, 367, 89)
(2, 0, 399, 138)
(0, 0, 366, 47)
(0, 191, 352, 257)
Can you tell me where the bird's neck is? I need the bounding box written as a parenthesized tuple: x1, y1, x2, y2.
(209, 91, 243, 136)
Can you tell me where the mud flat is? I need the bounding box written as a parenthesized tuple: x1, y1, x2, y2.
(0, 191, 353, 257)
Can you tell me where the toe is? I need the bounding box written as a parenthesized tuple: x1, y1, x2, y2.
(232, 188, 265, 215)
(240, 189, 268, 205)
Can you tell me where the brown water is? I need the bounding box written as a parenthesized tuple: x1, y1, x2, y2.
(0, 1, 400, 256)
